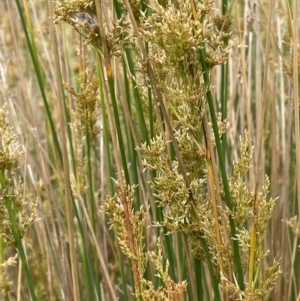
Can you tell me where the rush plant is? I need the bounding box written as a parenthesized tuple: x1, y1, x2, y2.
(0, 0, 299, 300)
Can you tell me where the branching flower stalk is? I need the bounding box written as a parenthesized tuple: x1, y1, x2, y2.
(0, 105, 37, 299)
(104, 179, 187, 300)
(64, 67, 100, 236)
(124, 1, 204, 295)
(104, 180, 143, 299)
(136, 0, 234, 296)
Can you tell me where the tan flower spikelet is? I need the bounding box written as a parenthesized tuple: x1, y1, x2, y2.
(0, 255, 18, 296)
(0, 105, 37, 247)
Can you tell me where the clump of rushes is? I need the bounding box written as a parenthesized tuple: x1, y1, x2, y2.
(103, 179, 187, 300)
(54, 0, 281, 299)
(135, 0, 281, 299)
(139, 134, 280, 299)
(0, 105, 37, 296)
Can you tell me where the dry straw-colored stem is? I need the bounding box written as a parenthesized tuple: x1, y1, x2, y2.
(290, 0, 300, 298)
(94, 0, 143, 298)
(249, 0, 274, 287)
(48, 2, 80, 301)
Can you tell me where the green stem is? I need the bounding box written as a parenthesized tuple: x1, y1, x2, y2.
(14, 0, 62, 164)
(199, 48, 245, 291)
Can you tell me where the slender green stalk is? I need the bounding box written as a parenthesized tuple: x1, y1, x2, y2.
(14, 0, 62, 164)
(221, 0, 229, 160)
(200, 236, 221, 301)
(85, 134, 96, 229)
(198, 47, 245, 291)
(193, 258, 203, 300)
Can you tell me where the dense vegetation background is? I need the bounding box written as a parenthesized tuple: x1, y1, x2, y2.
(0, 0, 299, 300)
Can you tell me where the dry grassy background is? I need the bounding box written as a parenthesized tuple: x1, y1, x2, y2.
(0, 0, 299, 300)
